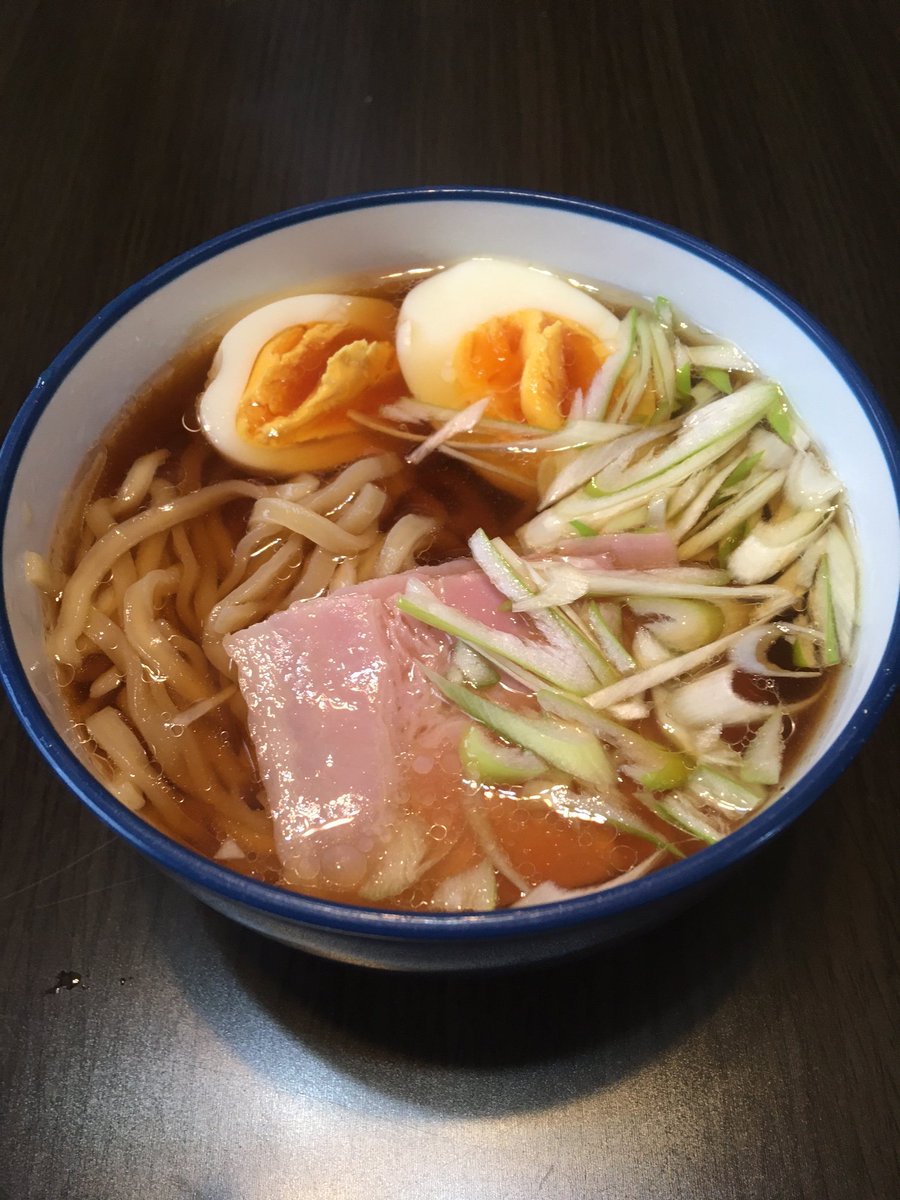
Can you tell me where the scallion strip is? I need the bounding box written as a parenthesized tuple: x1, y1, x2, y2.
(678, 469, 786, 561)
(583, 308, 638, 420)
(687, 765, 764, 815)
(646, 792, 724, 844)
(397, 583, 596, 695)
(425, 669, 615, 790)
(698, 366, 734, 394)
(536, 688, 690, 791)
(521, 383, 778, 548)
(459, 724, 547, 785)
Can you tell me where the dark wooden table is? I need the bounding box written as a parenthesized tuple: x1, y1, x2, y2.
(1, 3, 898, 1197)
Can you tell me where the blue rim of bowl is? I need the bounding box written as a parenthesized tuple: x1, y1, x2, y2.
(1, 186, 898, 943)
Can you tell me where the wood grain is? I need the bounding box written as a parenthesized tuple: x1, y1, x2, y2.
(1, 2, 898, 1197)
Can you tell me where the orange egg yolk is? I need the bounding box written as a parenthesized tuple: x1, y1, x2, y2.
(236, 321, 400, 446)
(454, 309, 608, 430)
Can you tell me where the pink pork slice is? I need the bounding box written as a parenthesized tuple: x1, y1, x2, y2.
(225, 531, 676, 899)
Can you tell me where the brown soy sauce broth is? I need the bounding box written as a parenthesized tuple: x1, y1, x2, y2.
(49, 265, 842, 905)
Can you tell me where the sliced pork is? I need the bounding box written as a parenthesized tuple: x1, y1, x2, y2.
(225, 531, 677, 899)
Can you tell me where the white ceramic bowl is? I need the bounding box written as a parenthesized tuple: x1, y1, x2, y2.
(1, 189, 898, 970)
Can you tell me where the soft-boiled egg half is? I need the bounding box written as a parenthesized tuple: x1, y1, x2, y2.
(396, 258, 620, 430)
(199, 294, 399, 475)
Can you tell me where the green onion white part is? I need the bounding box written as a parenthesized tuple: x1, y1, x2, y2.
(432, 860, 497, 911)
(728, 506, 834, 585)
(740, 713, 785, 786)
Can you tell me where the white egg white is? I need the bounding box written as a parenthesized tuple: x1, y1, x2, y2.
(396, 258, 620, 411)
(198, 294, 397, 474)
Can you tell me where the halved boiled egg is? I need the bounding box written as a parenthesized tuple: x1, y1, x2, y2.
(199, 294, 399, 475)
(396, 259, 619, 430)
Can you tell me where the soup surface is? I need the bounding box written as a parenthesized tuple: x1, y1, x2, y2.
(34, 259, 856, 911)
